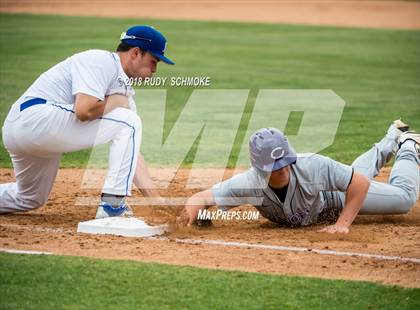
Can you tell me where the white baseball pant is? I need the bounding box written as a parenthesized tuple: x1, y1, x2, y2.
(0, 99, 142, 213)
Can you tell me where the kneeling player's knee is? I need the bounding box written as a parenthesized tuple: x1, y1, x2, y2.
(129, 113, 141, 130)
(112, 108, 141, 129)
(408, 193, 418, 210)
(399, 194, 417, 213)
(16, 194, 47, 211)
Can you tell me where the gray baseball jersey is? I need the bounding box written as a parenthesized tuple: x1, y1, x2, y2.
(212, 153, 353, 226)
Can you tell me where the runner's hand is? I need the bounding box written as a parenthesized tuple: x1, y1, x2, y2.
(318, 224, 349, 234)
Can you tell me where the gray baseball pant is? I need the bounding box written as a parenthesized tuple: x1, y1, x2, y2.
(338, 125, 419, 214)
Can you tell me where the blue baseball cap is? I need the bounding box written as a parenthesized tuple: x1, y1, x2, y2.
(249, 128, 297, 172)
(120, 25, 175, 65)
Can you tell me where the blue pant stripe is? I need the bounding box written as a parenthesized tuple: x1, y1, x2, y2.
(46, 104, 135, 197)
(100, 116, 136, 196)
(50, 103, 75, 113)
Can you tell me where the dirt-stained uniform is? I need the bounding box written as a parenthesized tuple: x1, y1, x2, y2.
(212, 124, 419, 227)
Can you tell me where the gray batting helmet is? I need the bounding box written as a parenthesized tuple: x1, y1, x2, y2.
(249, 128, 297, 172)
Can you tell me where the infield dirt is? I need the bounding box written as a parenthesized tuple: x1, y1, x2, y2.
(0, 0, 419, 30)
(1, 0, 419, 289)
(0, 167, 419, 288)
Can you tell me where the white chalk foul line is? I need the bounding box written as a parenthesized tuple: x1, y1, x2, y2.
(0, 223, 71, 234)
(156, 237, 420, 264)
(0, 248, 52, 255)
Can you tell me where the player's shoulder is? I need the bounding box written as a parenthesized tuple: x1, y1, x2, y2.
(72, 49, 117, 67)
(294, 153, 332, 170)
(296, 152, 326, 163)
(226, 167, 265, 187)
(290, 153, 334, 184)
(246, 167, 270, 188)
(73, 49, 113, 58)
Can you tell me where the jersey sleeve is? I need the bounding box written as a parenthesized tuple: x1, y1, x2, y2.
(211, 169, 264, 210)
(315, 155, 354, 192)
(71, 51, 117, 101)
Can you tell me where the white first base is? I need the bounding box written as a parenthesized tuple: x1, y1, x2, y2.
(77, 217, 167, 238)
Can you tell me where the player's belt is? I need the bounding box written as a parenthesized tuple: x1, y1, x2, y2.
(20, 97, 47, 112)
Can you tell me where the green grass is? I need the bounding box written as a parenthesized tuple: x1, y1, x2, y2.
(0, 252, 419, 309)
(0, 14, 419, 167)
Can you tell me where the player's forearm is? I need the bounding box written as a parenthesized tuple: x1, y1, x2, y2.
(102, 94, 130, 115)
(89, 95, 129, 119)
(82, 100, 106, 120)
(336, 173, 370, 228)
(133, 154, 162, 199)
(74, 94, 130, 121)
(185, 189, 215, 225)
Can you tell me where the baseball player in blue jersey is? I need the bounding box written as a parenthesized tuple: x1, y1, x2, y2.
(0, 25, 174, 218)
(184, 120, 420, 233)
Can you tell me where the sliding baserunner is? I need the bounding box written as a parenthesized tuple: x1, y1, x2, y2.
(184, 120, 419, 233)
